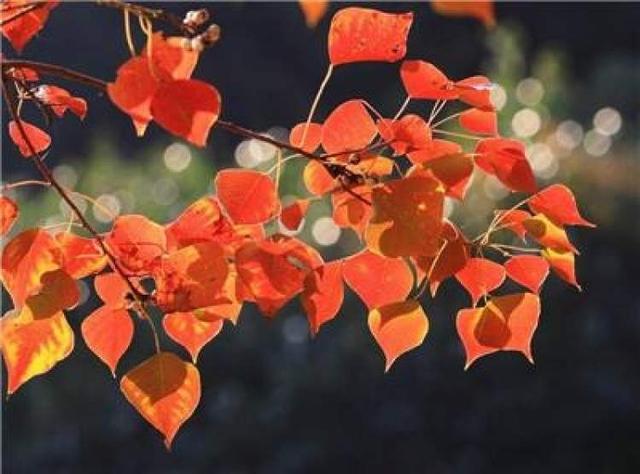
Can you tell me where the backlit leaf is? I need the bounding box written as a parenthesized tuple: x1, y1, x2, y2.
(455, 257, 506, 305)
(407, 139, 462, 164)
(504, 255, 549, 294)
(400, 60, 458, 100)
(163, 312, 223, 362)
(456, 293, 540, 369)
(493, 209, 532, 240)
(0, 0, 59, 52)
(365, 175, 444, 257)
(280, 199, 310, 231)
(475, 137, 536, 193)
(35, 85, 87, 120)
(328, 8, 413, 66)
(299, 0, 328, 28)
(541, 247, 581, 290)
(120, 352, 200, 449)
(1, 196, 19, 235)
(455, 76, 494, 111)
(459, 108, 497, 135)
(8, 120, 51, 157)
(431, 0, 495, 28)
(81, 306, 133, 376)
(331, 185, 373, 237)
(215, 170, 279, 225)
(377, 114, 432, 156)
(368, 300, 428, 371)
(301, 261, 344, 335)
(55, 232, 107, 279)
(106, 215, 167, 276)
(303, 160, 335, 196)
(409, 152, 474, 200)
(528, 184, 595, 228)
(290, 122, 323, 153)
(321, 100, 377, 156)
(523, 213, 578, 254)
(342, 250, 413, 309)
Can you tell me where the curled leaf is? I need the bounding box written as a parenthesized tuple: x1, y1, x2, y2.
(8, 120, 51, 157)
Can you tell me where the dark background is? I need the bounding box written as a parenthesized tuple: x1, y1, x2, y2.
(2, 2, 640, 473)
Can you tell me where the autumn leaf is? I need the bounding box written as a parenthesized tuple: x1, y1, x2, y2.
(328, 8, 413, 66)
(409, 152, 474, 200)
(301, 261, 344, 335)
(407, 139, 462, 165)
(321, 100, 377, 156)
(541, 247, 581, 290)
(455, 76, 495, 111)
(456, 293, 540, 369)
(475, 137, 536, 193)
(163, 312, 224, 362)
(365, 175, 444, 258)
(459, 108, 498, 135)
(54, 232, 107, 279)
(504, 255, 550, 294)
(528, 184, 595, 228)
(150, 79, 221, 147)
(377, 114, 432, 156)
(303, 160, 335, 196)
(299, 0, 328, 28)
(81, 305, 133, 376)
(523, 213, 578, 254)
(342, 250, 413, 309)
(455, 257, 506, 305)
(493, 209, 532, 240)
(215, 169, 280, 225)
(120, 352, 200, 449)
(1, 196, 19, 235)
(105, 215, 167, 276)
(331, 185, 373, 237)
(400, 60, 458, 100)
(431, 0, 495, 28)
(144, 33, 200, 81)
(290, 122, 323, 153)
(280, 199, 310, 231)
(35, 85, 87, 120)
(368, 300, 428, 371)
(0, 0, 59, 53)
(8, 120, 51, 157)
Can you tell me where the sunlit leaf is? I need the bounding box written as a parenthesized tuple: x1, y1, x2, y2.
(493, 209, 532, 240)
(303, 160, 335, 196)
(322, 100, 377, 156)
(541, 247, 581, 290)
(455, 76, 495, 111)
(400, 60, 458, 100)
(0, 196, 19, 236)
(163, 312, 223, 362)
(35, 85, 87, 120)
(280, 199, 310, 231)
(331, 185, 373, 237)
(377, 114, 432, 156)
(407, 139, 462, 164)
(409, 152, 474, 200)
(81, 306, 133, 376)
(455, 257, 506, 305)
(290, 122, 323, 153)
(528, 184, 595, 228)
(106, 215, 167, 276)
(8, 120, 51, 157)
(0, 0, 59, 53)
(215, 170, 280, 225)
(504, 255, 549, 294)
(301, 261, 344, 335)
(475, 137, 536, 193)
(523, 213, 578, 254)
(459, 108, 497, 135)
(54, 232, 107, 279)
(299, 0, 328, 28)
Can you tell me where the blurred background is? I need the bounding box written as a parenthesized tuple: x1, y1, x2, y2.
(2, 2, 639, 473)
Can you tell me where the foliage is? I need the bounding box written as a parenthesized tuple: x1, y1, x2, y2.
(0, 1, 593, 448)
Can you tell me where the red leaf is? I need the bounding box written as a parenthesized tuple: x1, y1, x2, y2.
(328, 8, 413, 66)
(400, 60, 458, 100)
(81, 306, 133, 376)
(455, 76, 495, 110)
(541, 247, 581, 290)
(455, 257, 506, 305)
(105, 215, 167, 276)
(321, 100, 377, 156)
(299, 0, 329, 28)
(35, 85, 87, 120)
(528, 184, 595, 228)
(342, 250, 413, 309)
(377, 114, 432, 156)
(1, 196, 19, 235)
(215, 170, 280, 225)
(120, 352, 200, 449)
(163, 312, 223, 363)
(407, 139, 462, 164)
(409, 152, 474, 200)
(280, 199, 310, 231)
(301, 261, 344, 335)
(504, 255, 549, 294)
(431, 0, 495, 28)
(459, 108, 497, 135)
(150, 79, 221, 147)
(331, 185, 373, 237)
(368, 300, 428, 371)
(523, 213, 578, 254)
(303, 161, 335, 196)
(54, 232, 107, 279)
(0, 1, 59, 53)
(289, 122, 323, 153)
(456, 293, 540, 370)
(475, 138, 536, 193)
(8, 120, 51, 157)
(493, 209, 531, 240)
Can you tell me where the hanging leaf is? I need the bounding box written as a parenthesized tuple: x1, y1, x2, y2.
(475, 137, 536, 193)
(523, 213, 578, 254)
(331, 185, 373, 237)
(106, 215, 167, 276)
(409, 152, 474, 200)
(541, 247, 581, 290)
(455, 257, 506, 305)
(290, 122, 323, 153)
(1, 196, 19, 235)
(299, 0, 329, 28)
(504, 255, 550, 294)
(303, 161, 336, 196)
(54, 232, 107, 279)
(407, 139, 462, 164)
(301, 261, 344, 335)
(280, 199, 310, 231)
(215, 170, 280, 225)
(431, 1, 495, 28)
(35, 85, 87, 120)
(321, 100, 377, 156)
(528, 184, 595, 228)
(163, 312, 224, 363)
(368, 300, 428, 371)
(459, 108, 498, 135)
(328, 8, 413, 66)
(493, 209, 532, 240)
(120, 352, 200, 449)
(0, 0, 59, 53)
(8, 120, 51, 157)
(377, 114, 432, 156)
(455, 76, 495, 111)
(81, 306, 133, 376)
(400, 60, 458, 100)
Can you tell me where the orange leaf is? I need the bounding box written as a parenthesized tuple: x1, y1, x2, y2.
(455, 76, 495, 111)
(81, 306, 133, 376)
(331, 185, 373, 237)
(368, 300, 428, 371)
(456, 293, 540, 370)
(106, 215, 167, 276)
(1, 228, 62, 307)
(1, 307, 73, 395)
(8, 119, 51, 157)
(377, 114, 432, 156)
(493, 209, 532, 240)
(410, 152, 474, 200)
(215, 169, 280, 225)
(150, 79, 221, 147)
(504, 255, 549, 294)
(541, 247, 581, 290)
(328, 8, 413, 66)
(1, 196, 19, 235)
(163, 312, 223, 362)
(321, 100, 377, 156)
(528, 184, 595, 228)
(523, 213, 578, 254)
(94, 272, 136, 307)
(400, 60, 458, 100)
(301, 261, 344, 335)
(459, 108, 497, 135)
(165, 196, 238, 253)
(407, 139, 462, 164)
(235, 235, 323, 317)
(431, 0, 495, 28)
(35, 85, 87, 120)
(0, 0, 59, 53)
(154, 242, 229, 314)
(280, 199, 310, 231)
(303, 160, 335, 196)
(144, 33, 200, 81)
(365, 175, 444, 257)
(290, 122, 323, 153)
(455, 257, 506, 305)
(299, 0, 328, 28)
(23, 269, 79, 319)
(55, 232, 107, 279)
(475, 137, 536, 193)
(342, 250, 413, 309)
(120, 352, 200, 449)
